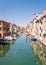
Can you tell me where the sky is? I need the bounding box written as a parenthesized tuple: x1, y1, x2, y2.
(0, 0, 46, 27)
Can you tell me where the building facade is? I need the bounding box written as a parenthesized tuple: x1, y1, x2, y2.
(0, 20, 10, 39)
(31, 9, 46, 44)
(26, 22, 33, 34)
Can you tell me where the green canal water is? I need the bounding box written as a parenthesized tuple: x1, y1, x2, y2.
(0, 35, 46, 65)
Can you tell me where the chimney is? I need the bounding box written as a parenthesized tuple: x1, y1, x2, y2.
(43, 9, 46, 15)
(34, 13, 36, 18)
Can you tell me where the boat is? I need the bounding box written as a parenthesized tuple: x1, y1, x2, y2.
(0, 39, 9, 45)
(31, 36, 37, 41)
(4, 36, 13, 41)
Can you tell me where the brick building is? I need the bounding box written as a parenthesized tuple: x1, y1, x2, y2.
(0, 20, 10, 39)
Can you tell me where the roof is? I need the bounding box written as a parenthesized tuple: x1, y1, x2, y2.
(0, 20, 10, 24)
(33, 14, 46, 23)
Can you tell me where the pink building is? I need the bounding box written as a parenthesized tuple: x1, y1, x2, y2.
(26, 22, 33, 34)
(32, 9, 46, 45)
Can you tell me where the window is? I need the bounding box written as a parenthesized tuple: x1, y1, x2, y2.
(40, 27, 43, 32)
(0, 27, 2, 31)
(40, 27, 41, 30)
(40, 33, 41, 37)
(0, 22, 1, 25)
(41, 29, 43, 32)
(0, 34, 1, 38)
(41, 21, 42, 24)
(43, 34, 46, 38)
(3, 27, 9, 31)
(40, 20, 42, 24)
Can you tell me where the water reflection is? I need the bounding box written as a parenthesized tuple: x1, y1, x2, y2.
(0, 43, 10, 57)
(0, 35, 41, 65)
(0, 35, 20, 57)
(29, 39, 46, 65)
(9, 35, 20, 45)
(1, 35, 46, 65)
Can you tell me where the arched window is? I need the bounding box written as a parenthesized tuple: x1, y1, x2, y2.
(43, 34, 46, 38)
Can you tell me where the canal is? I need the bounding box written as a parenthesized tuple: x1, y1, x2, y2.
(0, 35, 46, 65)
